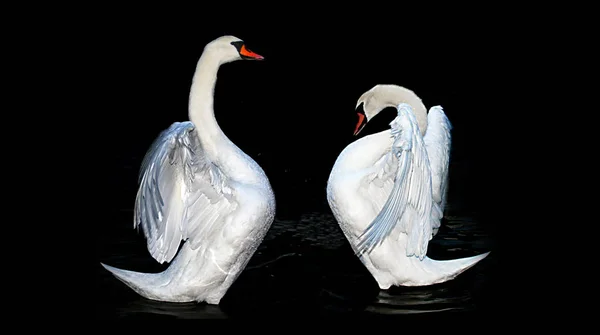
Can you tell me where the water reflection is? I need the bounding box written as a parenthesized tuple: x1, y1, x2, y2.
(115, 299, 227, 319)
(365, 284, 474, 315)
(97, 211, 494, 319)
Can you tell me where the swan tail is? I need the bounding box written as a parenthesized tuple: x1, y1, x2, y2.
(415, 251, 490, 286)
(100, 263, 166, 301)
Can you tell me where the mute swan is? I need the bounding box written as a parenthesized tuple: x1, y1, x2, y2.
(326, 84, 489, 289)
(101, 35, 275, 305)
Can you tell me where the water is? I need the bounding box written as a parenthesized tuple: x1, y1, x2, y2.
(96, 209, 496, 319)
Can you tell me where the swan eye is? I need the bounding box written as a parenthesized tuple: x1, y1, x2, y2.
(230, 41, 244, 51)
(356, 102, 365, 113)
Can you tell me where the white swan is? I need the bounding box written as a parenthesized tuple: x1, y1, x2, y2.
(101, 35, 275, 305)
(326, 84, 489, 289)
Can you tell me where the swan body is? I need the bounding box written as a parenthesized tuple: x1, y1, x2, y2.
(327, 84, 489, 289)
(101, 35, 275, 304)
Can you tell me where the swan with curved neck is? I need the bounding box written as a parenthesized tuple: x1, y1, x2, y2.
(101, 35, 275, 305)
(327, 84, 489, 288)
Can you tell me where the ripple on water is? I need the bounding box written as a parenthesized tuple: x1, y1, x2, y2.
(97, 211, 495, 319)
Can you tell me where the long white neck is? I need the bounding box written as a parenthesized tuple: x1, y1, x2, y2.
(185, 49, 266, 184)
(188, 49, 230, 154)
(368, 85, 428, 136)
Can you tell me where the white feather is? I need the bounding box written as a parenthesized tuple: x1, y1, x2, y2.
(423, 106, 452, 227)
(133, 121, 238, 264)
(355, 103, 452, 260)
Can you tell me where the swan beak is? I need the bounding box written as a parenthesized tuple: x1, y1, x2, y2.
(240, 45, 264, 60)
(354, 112, 367, 136)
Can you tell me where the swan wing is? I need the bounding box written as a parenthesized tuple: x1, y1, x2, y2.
(133, 121, 237, 264)
(423, 106, 452, 234)
(355, 103, 438, 260)
(360, 147, 398, 220)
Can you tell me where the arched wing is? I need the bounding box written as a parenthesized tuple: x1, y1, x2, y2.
(423, 106, 452, 233)
(355, 103, 438, 260)
(133, 121, 237, 264)
(360, 149, 398, 218)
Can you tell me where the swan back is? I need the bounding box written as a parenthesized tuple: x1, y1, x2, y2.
(356, 84, 428, 135)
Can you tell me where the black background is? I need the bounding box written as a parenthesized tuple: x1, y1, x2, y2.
(94, 13, 512, 319)
(96, 20, 505, 215)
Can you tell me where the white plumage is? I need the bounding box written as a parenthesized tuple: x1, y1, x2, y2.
(327, 85, 489, 289)
(101, 35, 275, 305)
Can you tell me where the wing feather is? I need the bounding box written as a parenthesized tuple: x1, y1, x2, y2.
(133, 121, 237, 264)
(423, 106, 452, 226)
(356, 103, 444, 260)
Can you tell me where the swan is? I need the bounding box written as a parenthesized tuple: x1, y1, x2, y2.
(326, 84, 489, 289)
(101, 35, 276, 305)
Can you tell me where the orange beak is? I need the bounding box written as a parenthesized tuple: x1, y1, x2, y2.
(354, 112, 367, 136)
(240, 44, 264, 60)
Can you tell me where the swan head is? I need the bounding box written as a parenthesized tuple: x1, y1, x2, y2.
(204, 35, 264, 64)
(353, 84, 428, 136)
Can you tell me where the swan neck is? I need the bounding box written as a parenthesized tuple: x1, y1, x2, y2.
(188, 51, 228, 148)
(375, 86, 429, 135)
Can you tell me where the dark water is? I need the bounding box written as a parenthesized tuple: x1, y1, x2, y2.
(96, 203, 496, 319)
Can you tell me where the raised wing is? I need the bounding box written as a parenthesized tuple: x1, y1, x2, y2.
(355, 103, 439, 260)
(133, 121, 237, 264)
(423, 106, 452, 233)
(360, 148, 397, 218)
